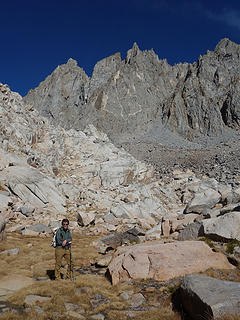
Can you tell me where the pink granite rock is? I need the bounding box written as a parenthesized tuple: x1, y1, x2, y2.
(108, 241, 234, 284)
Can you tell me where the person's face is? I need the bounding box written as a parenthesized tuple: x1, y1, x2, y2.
(63, 222, 69, 230)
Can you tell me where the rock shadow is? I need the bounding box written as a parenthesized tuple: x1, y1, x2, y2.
(172, 288, 191, 320)
(46, 269, 55, 280)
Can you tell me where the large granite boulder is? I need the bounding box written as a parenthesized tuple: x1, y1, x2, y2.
(77, 211, 95, 227)
(202, 211, 240, 241)
(178, 222, 204, 241)
(179, 274, 240, 320)
(184, 189, 221, 214)
(27, 223, 51, 234)
(107, 240, 234, 284)
(96, 227, 143, 253)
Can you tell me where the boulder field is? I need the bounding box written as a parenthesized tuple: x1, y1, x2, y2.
(2, 38, 240, 318)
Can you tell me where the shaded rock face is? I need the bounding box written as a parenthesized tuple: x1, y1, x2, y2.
(178, 222, 204, 241)
(179, 274, 240, 320)
(24, 38, 240, 144)
(107, 240, 234, 284)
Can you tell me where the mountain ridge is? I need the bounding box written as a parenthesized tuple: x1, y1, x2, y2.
(24, 38, 240, 147)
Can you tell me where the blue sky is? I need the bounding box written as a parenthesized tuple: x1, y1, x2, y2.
(1, 0, 240, 96)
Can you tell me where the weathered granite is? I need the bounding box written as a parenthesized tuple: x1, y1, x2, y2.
(24, 38, 240, 144)
(108, 240, 234, 284)
(179, 274, 240, 320)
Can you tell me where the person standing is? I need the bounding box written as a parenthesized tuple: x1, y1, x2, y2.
(55, 218, 72, 280)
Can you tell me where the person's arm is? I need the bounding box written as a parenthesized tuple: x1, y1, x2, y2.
(67, 231, 72, 244)
(56, 229, 63, 247)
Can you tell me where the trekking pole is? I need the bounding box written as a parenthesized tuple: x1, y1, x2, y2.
(69, 245, 76, 281)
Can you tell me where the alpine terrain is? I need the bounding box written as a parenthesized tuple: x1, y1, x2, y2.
(0, 38, 240, 320)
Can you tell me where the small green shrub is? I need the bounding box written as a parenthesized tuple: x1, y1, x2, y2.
(226, 240, 240, 254)
(199, 237, 214, 248)
(167, 285, 179, 295)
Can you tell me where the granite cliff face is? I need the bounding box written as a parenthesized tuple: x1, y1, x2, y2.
(25, 58, 89, 128)
(24, 38, 240, 144)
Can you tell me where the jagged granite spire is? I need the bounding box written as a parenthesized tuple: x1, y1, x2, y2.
(214, 38, 240, 57)
(126, 42, 140, 63)
(24, 38, 240, 144)
(88, 52, 122, 99)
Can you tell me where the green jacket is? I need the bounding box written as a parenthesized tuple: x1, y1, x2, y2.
(55, 227, 72, 250)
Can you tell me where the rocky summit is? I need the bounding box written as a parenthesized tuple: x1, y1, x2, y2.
(24, 38, 240, 144)
(1, 39, 240, 320)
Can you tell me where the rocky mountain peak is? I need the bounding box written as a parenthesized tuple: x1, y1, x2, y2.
(214, 37, 240, 55)
(88, 52, 122, 98)
(215, 37, 233, 49)
(126, 42, 141, 64)
(66, 57, 78, 67)
(24, 38, 240, 146)
(24, 58, 89, 128)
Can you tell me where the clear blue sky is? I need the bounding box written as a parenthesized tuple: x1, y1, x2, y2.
(1, 0, 240, 96)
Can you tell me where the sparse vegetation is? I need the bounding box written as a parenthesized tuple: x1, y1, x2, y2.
(0, 232, 184, 320)
(226, 239, 240, 254)
(199, 237, 215, 248)
(2, 233, 240, 320)
(166, 285, 180, 295)
(202, 268, 240, 282)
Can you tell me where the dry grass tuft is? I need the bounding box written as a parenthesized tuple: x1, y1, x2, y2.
(0, 311, 66, 320)
(107, 307, 182, 320)
(202, 268, 240, 282)
(7, 275, 132, 318)
(216, 315, 240, 320)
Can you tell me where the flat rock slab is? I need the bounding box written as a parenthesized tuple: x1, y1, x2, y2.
(0, 248, 20, 256)
(0, 300, 24, 316)
(66, 311, 86, 319)
(1, 166, 66, 213)
(0, 275, 34, 301)
(179, 274, 240, 320)
(108, 241, 234, 284)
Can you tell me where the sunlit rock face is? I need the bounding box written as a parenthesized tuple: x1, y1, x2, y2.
(24, 58, 90, 129)
(24, 38, 240, 144)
